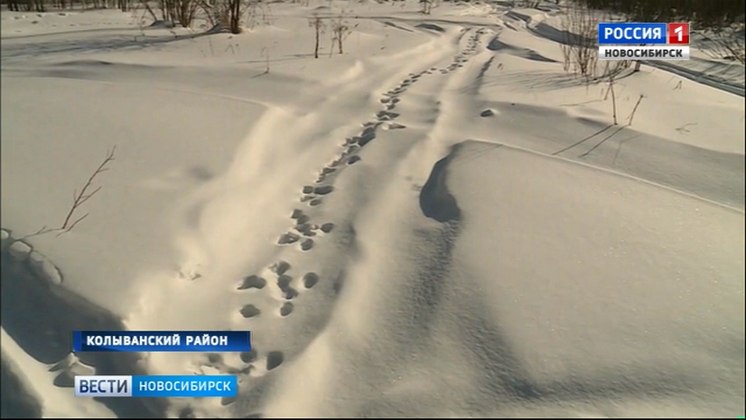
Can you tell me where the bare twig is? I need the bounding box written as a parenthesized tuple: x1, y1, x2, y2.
(261, 46, 270, 74)
(139, 0, 158, 21)
(626, 94, 645, 126)
(608, 75, 617, 125)
(60, 146, 116, 231)
(60, 213, 90, 236)
(20, 146, 116, 241)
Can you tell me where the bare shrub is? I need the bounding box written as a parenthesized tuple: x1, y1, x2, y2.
(599, 59, 631, 79)
(201, 0, 231, 30)
(560, 2, 598, 79)
(701, 25, 746, 65)
(199, 0, 243, 33)
(174, 0, 200, 27)
(246, 0, 274, 30)
(330, 15, 357, 55)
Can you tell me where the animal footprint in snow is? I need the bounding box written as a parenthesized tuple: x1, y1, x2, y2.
(240, 350, 257, 364)
(280, 302, 294, 317)
(238, 275, 266, 290)
(314, 185, 334, 195)
(177, 266, 202, 281)
(295, 223, 317, 237)
(303, 272, 319, 289)
(266, 351, 284, 371)
(376, 110, 399, 120)
(270, 260, 291, 275)
(277, 274, 298, 299)
(240, 304, 261, 318)
(300, 238, 314, 251)
(277, 232, 300, 245)
(383, 122, 406, 130)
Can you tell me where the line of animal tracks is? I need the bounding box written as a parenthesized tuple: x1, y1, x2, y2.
(169, 24, 493, 415)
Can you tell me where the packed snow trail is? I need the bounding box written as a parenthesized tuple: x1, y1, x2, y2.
(122, 24, 499, 417)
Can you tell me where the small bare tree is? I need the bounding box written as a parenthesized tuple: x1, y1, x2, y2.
(174, 0, 199, 28)
(309, 15, 326, 59)
(23, 146, 116, 239)
(229, 0, 242, 33)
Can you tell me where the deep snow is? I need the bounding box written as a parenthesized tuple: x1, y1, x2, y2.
(1, 1, 744, 417)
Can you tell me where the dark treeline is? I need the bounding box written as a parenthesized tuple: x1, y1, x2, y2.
(578, 0, 745, 27)
(5, 0, 130, 12)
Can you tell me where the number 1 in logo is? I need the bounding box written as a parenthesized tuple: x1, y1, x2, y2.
(668, 23, 689, 44)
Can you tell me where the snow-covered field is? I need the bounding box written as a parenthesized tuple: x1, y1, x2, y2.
(1, 1, 744, 417)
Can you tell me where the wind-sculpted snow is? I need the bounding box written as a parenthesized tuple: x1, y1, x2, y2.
(419, 146, 462, 223)
(0, 229, 167, 417)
